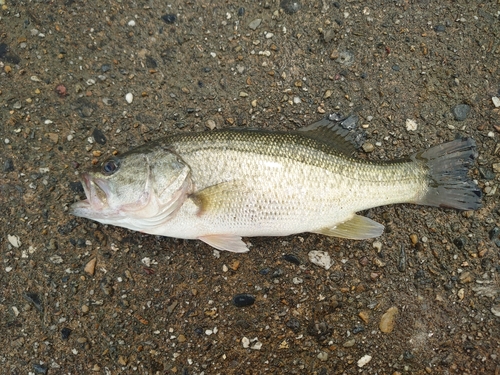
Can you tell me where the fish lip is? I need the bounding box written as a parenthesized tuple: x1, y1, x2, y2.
(71, 173, 109, 213)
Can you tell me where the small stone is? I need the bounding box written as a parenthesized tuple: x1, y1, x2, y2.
(492, 96, 500, 108)
(358, 355, 372, 368)
(206, 120, 216, 130)
(233, 294, 255, 307)
(229, 260, 240, 271)
(239, 91, 248, 97)
(362, 142, 374, 153)
(161, 14, 177, 24)
(453, 237, 466, 249)
(33, 364, 48, 374)
(81, 304, 89, 313)
(92, 128, 106, 145)
(92, 364, 101, 371)
(61, 327, 72, 340)
(323, 89, 333, 99)
(128, 20, 136, 27)
(24, 292, 43, 312)
(457, 288, 465, 300)
(379, 306, 398, 333)
(125, 92, 134, 104)
(293, 96, 301, 104)
(491, 304, 500, 317)
(248, 19, 262, 30)
(8, 234, 21, 248)
(241, 337, 250, 348)
(452, 104, 471, 121)
(410, 234, 418, 245)
(308, 250, 333, 270)
(3, 158, 14, 172)
(372, 241, 382, 252)
(405, 118, 418, 131)
(434, 25, 446, 32)
(118, 356, 127, 366)
(317, 351, 328, 361)
(280, 0, 302, 15)
(283, 254, 301, 265)
(459, 271, 473, 284)
(84, 258, 96, 276)
(343, 338, 356, 347)
(279, 340, 289, 349)
(359, 311, 369, 324)
(178, 334, 186, 343)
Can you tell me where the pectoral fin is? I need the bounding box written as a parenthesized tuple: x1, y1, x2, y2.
(314, 214, 384, 240)
(191, 181, 250, 215)
(198, 234, 249, 253)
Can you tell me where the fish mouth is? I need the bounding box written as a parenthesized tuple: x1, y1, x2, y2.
(71, 173, 110, 216)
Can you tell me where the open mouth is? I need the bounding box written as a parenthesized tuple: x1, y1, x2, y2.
(72, 173, 109, 212)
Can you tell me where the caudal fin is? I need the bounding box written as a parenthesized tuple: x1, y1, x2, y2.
(414, 137, 481, 210)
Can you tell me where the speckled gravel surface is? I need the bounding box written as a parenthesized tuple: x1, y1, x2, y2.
(1, 1, 500, 374)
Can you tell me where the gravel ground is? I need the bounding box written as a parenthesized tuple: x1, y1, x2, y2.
(1, 1, 500, 374)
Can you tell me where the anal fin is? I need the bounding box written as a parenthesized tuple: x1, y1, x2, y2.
(199, 234, 249, 253)
(314, 214, 384, 240)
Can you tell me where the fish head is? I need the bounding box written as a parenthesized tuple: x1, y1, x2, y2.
(71, 146, 192, 227)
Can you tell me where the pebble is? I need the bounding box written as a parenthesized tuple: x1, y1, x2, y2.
(92, 128, 107, 145)
(491, 304, 500, 317)
(61, 327, 72, 340)
(283, 254, 301, 265)
(81, 304, 89, 313)
(452, 104, 471, 121)
(239, 91, 248, 97)
(359, 311, 369, 324)
(337, 51, 354, 66)
(125, 92, 134, 104)
(161, 14, 177, 24)
(362, 142, 374, 153)
(233, 294, 255, 307)
(280, 0, 302, 14)
(317, 351, 328, 361)
(24, 292, 43, 312)
(492, 96, 500, 108)
(405, 118, 418, 131)
(33, 364, 48, 374)
(84, 258, 96, 275)
(8, 234, 21, 248)
(343, 338, 356, 347)
(357, 354, 372, 367)
(379, 306, 398, 333)
(248, 19, 262, 30)
(3, 158, 14, 172)
(128, 20, 136, 27)
(434, 25, 446, 32)
(293, 96, 301, 104)
(308, 250, 333, 270)
(410, 234, 418, 245)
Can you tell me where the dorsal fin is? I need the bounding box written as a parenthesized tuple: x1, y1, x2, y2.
(295, 113, 365, 156)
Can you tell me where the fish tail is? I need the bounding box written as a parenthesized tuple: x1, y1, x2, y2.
(413, 137, 481, 210)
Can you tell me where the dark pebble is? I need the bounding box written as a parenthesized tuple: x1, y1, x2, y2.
(271, 268, 284, 278)
(360, 72, 367, 79)
(283, 254, 301, 265)
(3, 158, 15, 172)
(453, 237, 467, 249)
(186, 107, 196, 114)
(161, 14, 177, 24)
(232, 293, 255, 307)
(194, 327, 204, 335)
(479, 167, 495, 180)
(24, 293, 43, 312)
(69, 181, 84, 194)
(238, 7, 245, 17)
(33, 364, 48, 375)
(397, 245, 406, 272)
(403, 351, 414, 361)
(352, 325, 365, 334)
(481, 257, 493, 271)
(61, 327, 72, 340)
(392, 65, 400, 71)
(488, 227, 500, 241)
(280, 0, 301, 14)
(0, 42, 21, 64)
(101, 64, 111, 72)
(92, 128, 107, 145)
(202, 67, 211, 73)
(146, 56, 157, 69)
(494, 239, 500, 248)
(434, 25, 446, 32)
(452, 104, 471, 121)
(286, 318, 301, 333)
(259, 267, 271, 275)
(333, 2, 340, 8)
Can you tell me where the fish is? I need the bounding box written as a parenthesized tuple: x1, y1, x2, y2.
(70, 114, 481, 253)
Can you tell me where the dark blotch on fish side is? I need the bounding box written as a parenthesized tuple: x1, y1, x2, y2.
(92, 128, 107, 145)
(233, 294, 255, 307)
(61, 327, 72, 340)
(24, 292, 43, 312)
(283, 254, 301, 265)
(161, 14, 177, 24)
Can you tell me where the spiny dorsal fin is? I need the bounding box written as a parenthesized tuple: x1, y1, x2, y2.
(296, 114, 365, 156)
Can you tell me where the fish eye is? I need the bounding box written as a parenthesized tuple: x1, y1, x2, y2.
(102, 158, 120, 175)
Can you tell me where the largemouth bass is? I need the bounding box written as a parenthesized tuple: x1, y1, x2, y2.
(71, 114, 481, 252)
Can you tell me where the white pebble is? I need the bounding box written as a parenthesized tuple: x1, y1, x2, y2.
(128, 20, 136, 26)
(308, 250, 333, 270)
(4, 138, 10, 144)
(7, 234, 21, 248)
(67, 134, 74, 141)
(293, 96, 302, 104)
(488, 131, 495, 138)
(372, 241, 382, 251)
(265, 32, 274, 39)
(358, 354, 372, 367)
(242, 337, 250, 348)
(292, 277, 303, 284)
(405, 118, 418, 131)
(125, 92, 134, 104)
(492, 96, 500, 108)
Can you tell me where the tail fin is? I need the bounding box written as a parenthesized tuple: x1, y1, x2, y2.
(413, 137, 482, 210)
